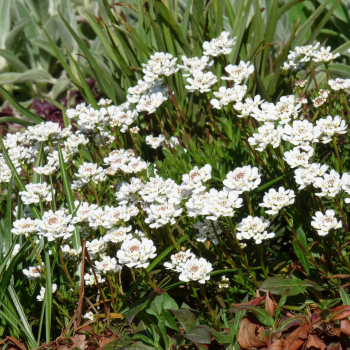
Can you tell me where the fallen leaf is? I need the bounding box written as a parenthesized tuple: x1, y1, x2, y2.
(326, 342, 343, 350)
(72, 333, 87, 350)
(306, 334, 326, 349)
(266, 292, 277, 318)
(267, 339, 283, 350)
(283, 323, 309, 350)
(340, 318, 350, 336)
(329, 305, 350, 321)
(238, 318, 265, 349)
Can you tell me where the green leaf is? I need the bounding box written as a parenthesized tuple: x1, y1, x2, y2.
(0, 49, 27, 72)
(57, 147, 80, 251)
(260, 276, 307, 296)
(202, 326, 229, 344)
(5, 18, 29, 51)
(0, 69, 56, 84)
(292, 227, 310, 275)
(181, 326, 211, 344)
(169, 308, 197, 333)
(0, 86, 43, 124)
(340, 287, 350, 306)
(230, 305, 274, 327)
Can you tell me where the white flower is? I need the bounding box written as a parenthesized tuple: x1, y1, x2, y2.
(142, 52, 178, 82)
(218, 275, 229, 289)
(136, 92, 168, 114)
(0, 157, 12, 183)
(328, 78, 350, 91)
(203, 31, 236, 56)
(19, 182, 53, 205)
(12, 244, 21, 257)
(104, 226, 132, 244)
(282, 43, 320, 72)
(248, 122, 284, 151)
(36, 284, 57, 302)
(144, 202, 183, 228)
(61, 245, 81, 260)
(210, 85, 247, 109)
(145, 134, 166, 149)
(83, 311, 95, 321)
(294, 80, 307, 88)
(71, 202, 99, 224)
(12, 218, 38, 237)
(312, 46, 340, 63)
(130, 126, 140, 134)
(117, 237, 156, 268)
(84, 271, 106, 286)
(185, 71, 218, 93)
(283, 120, 320, 146)
(294, 163, 328, 189)
(98, 98, 113, 106)
(26, 122, 63, 142)
(37, 210, 74, 241)
(312, 96, 326, 108)
(23, 264, 45, 280)
(223, 165, 261, 193)
(164, 249, 196, 272)
(259, 187, 295, 215)
(222, 61, 254, 84)
(341, 173, 350, 203)
(315, 115, 347, 143)
(86, 238, 107, 259)
(75, 162, 106, 184)
(193, 219, 222, 245)
(178, 55, 214, 76)
(234, 95, 263, 117)
(237, 216, 274, 244)
(94, 256, 122, 275)
(178, 257, 213, 284)
(311, 210, 342, 236)
(314, 170, 342, 197)
(64, 133, 89, 153)
(283, 146, 314, 168)
(180, 164, 212, 194)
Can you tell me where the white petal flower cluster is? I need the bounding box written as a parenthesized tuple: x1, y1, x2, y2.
(248, 122, 284, 151)
(73, 162, 106, 189)
(178, 55, 213, 76)
(237, 216, 274, 244)
(294, 163, 328, 189)
(136, 92, 169, 114)
(341, 173, 350, 203)
(185, 71, 218, 93)
(282, 120, 320, 146)
(94, 256, 122, 275)
(282, 43, 339, 71)
(83, 311, 95, 321)
(145, 134, 166, 149)
(164, 249, 195, 272)
(311, 210, 342, 236)
(210, 85, 247, 109)
(117, 237, 156, 268)
(180, 164, 212, 194)
(27, 122, 71, 142)
(61, 245, 81, 260)
(0, 157, 13, 183)
(260, 187, 295, 215)
(23, 264, 45, 280)
(283, 146, 314, 168)
(193, 219, 222, 245)
(144, 201, 183, 228)
(19, 182, 53, 205)
(84, 270, 106, 286)
(314, 170, 341, 197)
(142, 52, 179, 82)
(314, 115, 347, 144)
(12, 218, 38, 237)
(64, 133, 89, 154)
(223, 165, 261, 193)
(234, 95, 263, 117)
(37, 210, 74, 241)
(203, 31, 236, 57)
(104, 226, 132, 244)
(179, 257, 213, 284)
(36, 284, 57, 302)
(222, 61, 254, 84)
(328, 78, 350, 91)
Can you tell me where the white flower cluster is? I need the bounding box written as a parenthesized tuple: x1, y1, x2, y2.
(19, 182, 53, 205)
(37, 284, 57, 302)
(283, 43, 340, 71)
(311, 210, 342, 236)
(237, 216, 274, 244)
(202, 31, 236, 57)
(260, 187, 295, 215)
(165, 249, 213, 284)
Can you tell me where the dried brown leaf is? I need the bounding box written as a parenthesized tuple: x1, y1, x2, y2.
(238, 318, 265, 349)
(267, 339, 283, 350)
(329, 305, 350, 321)
(306, 334, 326, 350)
(283, 323, 309, 350)
(266, 292, 277, 318)
(340, 318, 350, 336)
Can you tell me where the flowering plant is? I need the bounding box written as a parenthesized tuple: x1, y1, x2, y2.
(1, 1, 350, 349)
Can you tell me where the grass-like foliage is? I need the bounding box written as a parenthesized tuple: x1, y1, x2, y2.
(1, 1, 350, 349)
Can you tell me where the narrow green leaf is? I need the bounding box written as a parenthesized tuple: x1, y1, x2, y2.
(292, 227, 310, 275)
(0, 87, 43, 124)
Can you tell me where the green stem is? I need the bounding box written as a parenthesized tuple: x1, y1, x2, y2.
(245, 192, 253, 216)
(199, 284, 217, 327)
(256, 244, 267, 278)
(333, 137, 343, 170)
(309, 63, 319, 91)
(29, 237, 45, 274)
